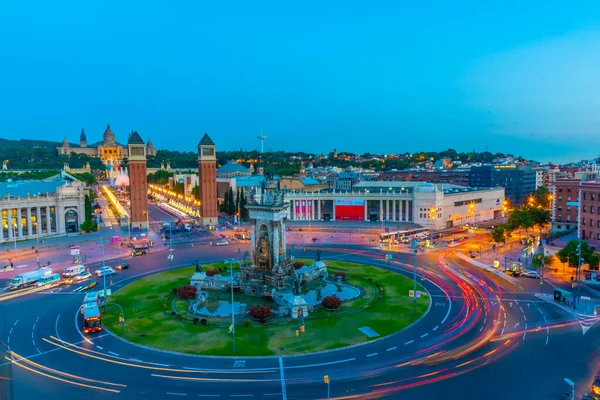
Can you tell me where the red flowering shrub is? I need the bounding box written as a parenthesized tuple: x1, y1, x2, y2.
(293, 261, 304, 270)
(205, 267, 221, 277)
(334, 271, 347, 280)
(177, 284, 197, 299)
(321, 295, 342, 309)
(249, 305, 273, 322)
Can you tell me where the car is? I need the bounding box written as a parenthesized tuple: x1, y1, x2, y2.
(116, 263, 130, 270)
(73, 271, 92, 282)
(504, 269, 521, 277)
(95, 266, 115, 277)
(132, 250, 146, 257)
(522, 270, 541, 279)
(592, 376, 600, 395)
(216, 240, 229, 246)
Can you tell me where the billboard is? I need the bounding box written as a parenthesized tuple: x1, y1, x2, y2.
(334, 199, 365, 221)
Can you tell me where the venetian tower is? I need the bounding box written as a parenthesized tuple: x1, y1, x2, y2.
(197, 133, 218, 226)
(127, 131, 149, 231)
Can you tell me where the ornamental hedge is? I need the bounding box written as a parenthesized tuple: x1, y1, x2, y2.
(293, 261, 305, 270)
(321, 295, 342, 310)
(177, 284, 197, 299)
(205, 267, 222, 277)
(249, 305, 273, 322)
(334, 271, 347, 280)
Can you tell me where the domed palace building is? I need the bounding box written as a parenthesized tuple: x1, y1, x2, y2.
(57, 124, 157, 162)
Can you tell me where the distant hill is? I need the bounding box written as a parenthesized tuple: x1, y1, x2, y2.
(0, 138, 61, 150)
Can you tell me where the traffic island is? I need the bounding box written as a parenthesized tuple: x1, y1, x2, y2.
(102, 259, 429, 356)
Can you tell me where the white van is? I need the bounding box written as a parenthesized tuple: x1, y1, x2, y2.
(63, 265, 86, 277)
(35, 273, 61, 287)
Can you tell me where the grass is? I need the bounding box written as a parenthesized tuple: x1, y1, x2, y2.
(103, 258, 429, 356)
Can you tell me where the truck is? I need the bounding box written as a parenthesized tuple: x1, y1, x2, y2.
(9, 267, 54, 290)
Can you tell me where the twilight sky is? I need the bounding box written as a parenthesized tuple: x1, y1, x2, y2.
(1, 1, 600, 163)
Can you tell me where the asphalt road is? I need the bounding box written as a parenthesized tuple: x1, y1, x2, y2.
(1, 241, 598, 399)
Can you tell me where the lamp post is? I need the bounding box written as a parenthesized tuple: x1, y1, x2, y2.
(539, 242, 545, 293)
(13, 223, 17, 261)
(34, 222, 40, 269)
(227, 258, 241, 353)
(564, 378, 574, 400)
(96, 239, 109, 310)
(105, 302, 125, 337)
(412, 238, 418, 315)
(386, 227, 391, 269)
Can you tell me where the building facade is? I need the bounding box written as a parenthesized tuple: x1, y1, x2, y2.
(56, 124, 158, 161)
(580, 181, 600, 245)
(377, 169, 470, 186)
(216, 160, 251, 178)
(0, 174, 86, 243)
(127, 132, 149, 232)
(551, 179, 580, 233)
(284, 181, 504, 231)
(469, 165, 536, 206)
(198, 133, 218, 226)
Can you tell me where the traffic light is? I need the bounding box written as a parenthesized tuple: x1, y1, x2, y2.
(295, 330, 299, 337)
(300, 325, 305, 333)
(324, 375, 329, 384)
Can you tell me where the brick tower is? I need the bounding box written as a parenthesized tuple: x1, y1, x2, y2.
(198, 133, 218, 226)
(127, 131, 149, 232)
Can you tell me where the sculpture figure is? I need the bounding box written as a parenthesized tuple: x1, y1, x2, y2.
(258, 237, 271, 271)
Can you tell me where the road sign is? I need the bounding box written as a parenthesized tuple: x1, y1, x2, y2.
(416, 290, 422, 298)
(99, 289, 112, 298)
(409, 290, 415, 298)
(581, 296, 591, 300)
(566, 201, 579, 207)
(70, 246, 80, 256)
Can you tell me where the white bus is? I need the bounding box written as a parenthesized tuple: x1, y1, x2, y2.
(35, 273, 61, 288)
(380, 228, 430, 243)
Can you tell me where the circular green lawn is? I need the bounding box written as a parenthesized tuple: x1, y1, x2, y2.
(102, 259, 429, 356)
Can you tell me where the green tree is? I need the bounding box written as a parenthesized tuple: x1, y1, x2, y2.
(84, 195, 93, 222)
(227, 187, 235, 215)
(489, 224, 512, 245)
(222, 187, 230, 213)
(530, 208, 551, 236)
(556, 240, 600, 269)
(239, 188, 248, 220)
(532, 186, 552, 209)
(80, 220, 97, 233)
(508, 209, 534, 236)
(192, 185, 199, 199)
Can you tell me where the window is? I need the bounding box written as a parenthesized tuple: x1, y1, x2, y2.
(583, 218, 586, 225)
(567, 215, 571, 221)
(583, 206, 587, 212)
(568, 187, 572, 193)
(592, 193, 596, 201)
(558, 206, 562, 211)
(558, 188, 563, 193)
(598, 220, 600, 228)
(591, 219, 594, 227)
(567, 196, 572, 201)
(592, 206, 595, 214)
(557, 215, 562, 222)
(597, 232, 600, 240)
(559, 196, 563, 201)
(557, 225, 562, 229)
(583, 230, 586, 238)
(583, 192, 586, 200)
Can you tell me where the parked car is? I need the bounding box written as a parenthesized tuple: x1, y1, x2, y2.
(95, 266, 115, 277)
(116, 263, 130, 270)
(131, 250, 146, 257)
(521, 270, 541, 279)
(216, 240, 229, 246)
(73, 271, 92, 282)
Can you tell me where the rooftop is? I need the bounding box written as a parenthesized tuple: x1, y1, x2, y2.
(0, 173, 78, 198)
(217, 160, 249, 174)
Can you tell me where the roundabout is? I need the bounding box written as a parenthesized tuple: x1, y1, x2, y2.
(101, 258, 430, 356)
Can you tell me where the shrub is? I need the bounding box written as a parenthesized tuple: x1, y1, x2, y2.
(249, 305, 272, 322)
(245, 321, 252, 328)
(193, 317, 199, 325)
(205, 267, 222, 277)
(171, 311, 176, 317)
(334, 271, 347, 280)
(200, 318, 208, 326)
(322, 295, 342, 309)
(293, 261, 305, 270)
(177, 284, 197, 299)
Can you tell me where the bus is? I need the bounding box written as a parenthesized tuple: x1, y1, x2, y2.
(82, 291, 102, 334)
(379, 228, 430, 244)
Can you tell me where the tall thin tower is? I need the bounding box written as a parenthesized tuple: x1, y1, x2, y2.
(127, 131, 149, 232)
(197, 133, 218, 226)
(257, 127, 266, 176)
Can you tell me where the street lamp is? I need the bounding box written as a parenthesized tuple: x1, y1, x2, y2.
(539, 242, 545, 293)
(13, 223, 17, 261)
(227, 257, 241, 353)
(412, 238, 418, 315)
(33, 222, 40, 269)
(96, 239, 109, 309)
(105, 302, 125, 337)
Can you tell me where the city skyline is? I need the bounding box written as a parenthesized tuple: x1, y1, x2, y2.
(2, 1, 600, 163)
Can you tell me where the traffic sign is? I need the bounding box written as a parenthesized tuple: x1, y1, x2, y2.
(416, 290, 422, 298)
(409, 290, 415, 298)
(70, 246, 80, 256)
(581, 296, 591, 301)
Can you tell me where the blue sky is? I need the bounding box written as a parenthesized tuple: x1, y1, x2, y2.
(1, 1, 599, 163)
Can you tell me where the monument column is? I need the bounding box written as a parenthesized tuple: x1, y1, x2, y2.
(332, 200, 336, 221)
(401, 200, 406, 222)
(36, 207, 42, 236)
(379, 200, 383, 221)
(386, 200, 390, 221)
(392, 200, 396, 222)
(17, 208, 23, 237)
(364, 200, 368, 221)
(46, 206, 52, 233)
(197, 133, 218, 226)
(6, 209, 12, 240)
(0, 208, 3, 241)
(273, 223, 280, 266)
(26, 208, 32, 236)
(127, 131, 149, 232)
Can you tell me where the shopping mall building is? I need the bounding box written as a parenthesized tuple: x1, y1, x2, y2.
(285, 181, 505, 230)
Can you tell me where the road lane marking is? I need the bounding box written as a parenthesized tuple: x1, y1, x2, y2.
(404, 340, 415, 345)
(96, 346, 103, 350)
(129, 358, 143, 363)
(230, 396, 253, 398)
(546, 336, 549, 345)
(523, 324, 527, 340)
(420, 333, 428, 338)
(432, 325, 439, 331)
(198, 396, 220, 398)
(262, 394, 281, 397)
(386, 347, 397, 352)
(284, 358, 355, 370)
(167, 393, 188, 396)
(278, 357, 287, 400)
(108, 351, 120, 357)
(367, 353, 378, 357)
